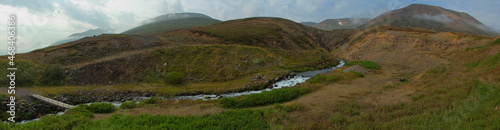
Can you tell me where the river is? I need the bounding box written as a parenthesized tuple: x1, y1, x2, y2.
(18, 59, 345, 124)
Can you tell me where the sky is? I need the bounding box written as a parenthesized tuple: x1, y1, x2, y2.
(1, 0, 499, 54)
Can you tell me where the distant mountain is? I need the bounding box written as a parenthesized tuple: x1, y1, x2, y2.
(359, 4, 498, 36)
(142, 13, 212, 25)
(68, 28, 109, 37)
(122, 13, 221, 35)
(49, 28, 112, 46)
(312, 18, 371, 30)
(300, 22, 317, 26)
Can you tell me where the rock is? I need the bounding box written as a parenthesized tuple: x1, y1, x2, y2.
(399, 77, 407, 82)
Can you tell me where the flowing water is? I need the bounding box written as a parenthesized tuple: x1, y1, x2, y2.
(18, 59, 345, 124)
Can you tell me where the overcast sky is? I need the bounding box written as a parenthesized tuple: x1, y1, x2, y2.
(1, 0, 499, 54)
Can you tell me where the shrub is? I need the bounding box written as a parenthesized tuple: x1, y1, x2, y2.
(120, 101, 137, 109)
(138, 97, 160, 106)
(65, 106, 94, 118)
(165, 72, 185, 85)
(220, 87, 311, 108)
(83, 103, 117, 113)
(40, 64, 66, 85)
(345, 61, 380, 70)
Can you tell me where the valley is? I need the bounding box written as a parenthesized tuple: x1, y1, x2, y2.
(0, 3, 498, 130)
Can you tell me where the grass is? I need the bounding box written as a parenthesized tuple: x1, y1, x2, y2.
(345, 60, 381, 70)
(324, 44, 500, 129)
(0, 60, 66, 86)
(220, 87, 311, 108)
(3, 103, 307, 130)
(151, 45, 337, 83)
(152, 45, 278, 83)
(307, 69, 366, 84)
(119, 101, 138, 109)
(81, 103, 117, 113)
(464, 53, 500, 70)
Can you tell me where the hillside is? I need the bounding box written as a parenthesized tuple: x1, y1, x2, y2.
(312, 18, 370, 30)
(6, 17, 342, 86)
(359, 4, 498, 36)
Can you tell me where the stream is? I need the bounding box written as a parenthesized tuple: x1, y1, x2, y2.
(18, 59, 345, 124)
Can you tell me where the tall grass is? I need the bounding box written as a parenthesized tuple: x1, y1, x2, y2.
(220, 87, 311, 108)
(3, 107, 280, 129)
(345, 60, 381, 70)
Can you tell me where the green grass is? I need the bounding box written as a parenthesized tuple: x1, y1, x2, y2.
(152, 45, 277, 83)
(81, 103, 117, 113)
(307, 70, 365, 84)
(0, 60, 66, 86)
(464, 53, 500, 70)
(119, 101, 138, 109)
(165, 72, 185, 85)
(345, 60, 381, 70)
(220, 87, 311, 108)
(4, 109, 268, 130)
(152, 45, 337, 83)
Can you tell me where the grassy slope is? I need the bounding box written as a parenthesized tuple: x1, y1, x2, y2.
(3, 27, 498, 129)
(122, 17, 221, 35)
(335, 42, 499, 129)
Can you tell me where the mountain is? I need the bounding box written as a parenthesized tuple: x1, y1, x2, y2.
(142, 13, 213, 24)
(122, 13, 221, 35)
(312, 18, 370, 30)
(359, 4, 498, 36)
(49, 28, 112, 46)
(300, 22, 317, 26)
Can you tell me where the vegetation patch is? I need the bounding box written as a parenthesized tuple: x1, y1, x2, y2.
(464, 53, 500, 70)
(220, 87, 311, 108)
(4, 108, 278, 129)
(119, 101, 138, 109)
(345, 61, 381, 70)
(65, 106, 94, 118)
(307, 70, 365, 84)
(0, 60, 66, 86)
(138, 97, 160, 106)
(165, 72, 185, 85)
(81, 103, 117, 113)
